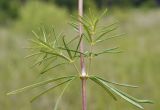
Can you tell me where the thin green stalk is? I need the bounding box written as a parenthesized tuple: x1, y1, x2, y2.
(88, 44, 93, 75)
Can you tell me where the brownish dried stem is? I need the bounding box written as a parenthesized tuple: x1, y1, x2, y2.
(78, 0, 87, 110)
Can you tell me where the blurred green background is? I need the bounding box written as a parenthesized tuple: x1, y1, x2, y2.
(0, 0, 160, 110)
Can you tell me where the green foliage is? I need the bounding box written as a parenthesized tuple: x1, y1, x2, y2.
(0, 0, 20, 24)
(14, 1, 69, 33)
(7, 9, 153, 109)
(89, 76, 153, 109)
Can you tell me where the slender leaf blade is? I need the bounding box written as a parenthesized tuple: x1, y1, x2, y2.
(7, 76, 75, 95)
(30, 78, 73, 103)
(63, 36, 73, 59)
(97, 78, 144, 109)
(54, 77, 75, 110)
(95, 76, 138, 88)
(89, 76, 117, 100)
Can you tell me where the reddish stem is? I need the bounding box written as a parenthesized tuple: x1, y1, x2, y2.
(78, 0, 87, 110)
(81, 78, 87, 110)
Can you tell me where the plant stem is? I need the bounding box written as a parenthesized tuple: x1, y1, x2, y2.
(78, 0, 87, 110)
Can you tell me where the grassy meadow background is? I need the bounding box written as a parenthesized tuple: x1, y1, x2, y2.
(0, 1, 160, 110)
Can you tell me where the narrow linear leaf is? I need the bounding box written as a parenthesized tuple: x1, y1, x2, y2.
(25, 52, 42, 59)
(89, 76, 117, 100)
(88, 8, 95, 25)
(67, 35, 79, 45)
(54, 78, 75, 110)
(54, 32, 63, 47)
(58, 47, 87, 56)
(83, 24, 92, 42)
(40, 62, 68, 74)
(98, 8, 108, 20)
(94, 47, 120, 56)
(63, 36, 73, 59)
(74, 34, 83, 57)
(98, 78, 144, 109)
(96, 33, 125, 43)
(100, 21, 119, 31)
(78, 15, 92, 26)
(7, 76, 75, 95)
(42, 29, 47, 42)
(30, 78, 73, 103)
(40, 59, 55, 74)
(41, 50, 71, 62)
(30, 39, 53, 51)
(69, 22, 79, 32)
(95, 76, 138, 88)
(32, 31, 39, 39)
(96, 26, 119, 41)
(113, 88, 154, 104)
(32, 56, 57, 68)
(83, 34, 90, 42)
(52, 28, 58, 46)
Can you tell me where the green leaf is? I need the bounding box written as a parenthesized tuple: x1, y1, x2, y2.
(52, 28, 58, 46)
(25, 52, 42, 59)
(95, 76, 138, 88)
(40, 50, 71, 62)
(42, 28, 47, 42)
(40, 62, 68, 74)
(98, 8, 108, 20)
(68, 22, 79, 32)
(94, 47, 121, 56)
(88, 8, 95, 25)
(30, 78, 73, 103)
(58, 47, 87, 56)
(100, 21, 119, 32)
(63, 36, 73, 59)
(7, 76, 75, 95)
(78, 14, 92, 26)
(67, 35, 79, 45)
(96, 33, 125, 43)
(96, 26, 118, 41)
(89, 76, 117, 100)
(32, 30, 40, 39)
(83, 24, 92, 42)
(30, 39, 53, 51)
(97, 78, 145, 109)
(74, 34, 83, 57)
(113, 88, 154, 104)
(32, 56, 57, 67)
(71, 15, 88, 27)
(54, 77, 75, 110)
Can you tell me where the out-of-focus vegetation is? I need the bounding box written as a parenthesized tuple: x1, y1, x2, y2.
(0, 0, 159, 110)
(1, 0, 160, 24)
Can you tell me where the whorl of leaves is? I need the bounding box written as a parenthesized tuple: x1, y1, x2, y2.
(7, 9, 153, 110)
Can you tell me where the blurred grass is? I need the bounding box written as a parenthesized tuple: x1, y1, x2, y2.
(0, 3, 160, 110)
